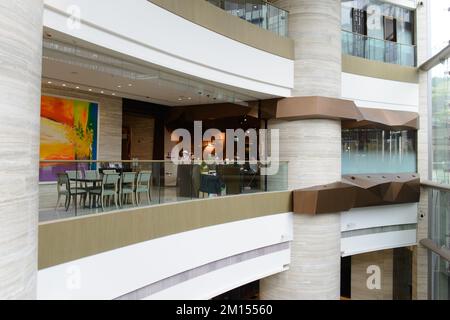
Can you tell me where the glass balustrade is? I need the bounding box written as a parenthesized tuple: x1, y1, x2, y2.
(342, 30, 416, 67)
(206, 0, 288, 37)
(342, 128, 417, 175)
(38, 160, 288, 222)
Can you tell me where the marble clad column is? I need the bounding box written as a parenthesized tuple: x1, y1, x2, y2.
(0, 0, 43, 299)
(260, 0, 342, 300)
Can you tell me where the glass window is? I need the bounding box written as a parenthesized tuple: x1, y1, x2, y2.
(342, 128, 417, 174)
(432, 58, 450, 183)
(384, 16, 396, 42)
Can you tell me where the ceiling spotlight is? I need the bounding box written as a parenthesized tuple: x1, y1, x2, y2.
(100, 91, 104, 94)
(62, 84, 66, 87)
(88, 88, 92, 91)
(47, 81, 52, 84)
(76, 86, 80, 89)
(117, 85, 122, 88)
(188, 97, 192, 100)
(128, 84, 132, 87)
(112, 93, 116, 96)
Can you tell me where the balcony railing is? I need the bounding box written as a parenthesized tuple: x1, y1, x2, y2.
(206, 0, 288, 37)
(38, 160, 288, 223)
(342, 30, 416, 67)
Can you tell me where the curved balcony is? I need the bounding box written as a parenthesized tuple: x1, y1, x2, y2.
(342, 30, 417, 67)
(206, 0, 289, 37)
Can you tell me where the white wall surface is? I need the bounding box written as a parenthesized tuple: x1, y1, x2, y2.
(43, 0, 294, 97)
(381, 0, 417, 10)
(37, 213, 293, 300)
(145, 249, 290, 300)
(341, 203, 418, 257)
(341, 230, 417, 256)
(341, 203, 418, 232)
(342, 72, 419, 112)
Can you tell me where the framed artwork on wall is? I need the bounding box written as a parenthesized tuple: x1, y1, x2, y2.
(39, 95, 99, 182)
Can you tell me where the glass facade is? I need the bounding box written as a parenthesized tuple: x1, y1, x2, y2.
(430, 188, 450, 300)
(342, 128, 417, 174)
(207, 0, 288, 37)
(432, 60, 450, 183)
(341, 0, 416, 66)
(428, 0, 450, 301)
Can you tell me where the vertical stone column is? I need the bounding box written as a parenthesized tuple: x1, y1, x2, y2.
(0, 0, 43, 299)
(413, 0, 429, 300)
(260, 0, 342, 300)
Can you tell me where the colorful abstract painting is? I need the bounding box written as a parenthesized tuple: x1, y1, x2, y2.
(39, 96, 98, 182)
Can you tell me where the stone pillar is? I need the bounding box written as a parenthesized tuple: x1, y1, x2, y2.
(0, 0, 43, 299)
(260, 0, 342, 300)
(413, 0, 430, 300)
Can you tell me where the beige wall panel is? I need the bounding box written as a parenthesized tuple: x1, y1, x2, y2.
(123, 114, 155, 160)
(351, 250, 394, 300)
(38, 191, 292, 269)
(342, 55, 419, 83)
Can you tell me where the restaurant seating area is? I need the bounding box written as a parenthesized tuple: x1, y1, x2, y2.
(55, 169, 152, 211)
(38, 161, 287, 222)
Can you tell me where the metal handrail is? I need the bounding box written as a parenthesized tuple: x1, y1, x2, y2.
(420, 239, 450, 262)
(39, 159, 289, 164)
(206, 0, 289, 37)
(421, 179, 450, 191)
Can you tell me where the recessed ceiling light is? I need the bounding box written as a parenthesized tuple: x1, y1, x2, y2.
(178, 98, 182, 101)
(188, 97, 192, 100)
(88, 88, 92, 91)
(128, 84, 132, 87)
(100, 91, 104, 94)
(62, 84, 66, 87)
(117, 85, 122, 88)
(47, 81, 52, 84)
(76, 86, 80, 89)
(112, 93, 116, 96)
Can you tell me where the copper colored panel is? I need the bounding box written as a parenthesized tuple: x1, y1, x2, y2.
(293, 182, 357, 214)
(260, 96, 419, 130)
(293, 174, 420, 215)
(342, 109, 419, 130)
(260, 96, 363, 121)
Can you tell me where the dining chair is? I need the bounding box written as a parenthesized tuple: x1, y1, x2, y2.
(135, 171, 152, 205)
(56, 173, 88, 211)
(65, 170, 85, 206)
(90, 173, 120, 210)
(55, 173, 69, 210)
(120, 172, 137, 207)
(84, 169, 99, 208)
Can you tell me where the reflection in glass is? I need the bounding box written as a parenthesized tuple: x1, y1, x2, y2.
(341, 0, 416, 66)
(342, 128, 417, 174)
(432, 58, 450, 183)
(207, 0, 288, 37)
(430, 189, 450, 300)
